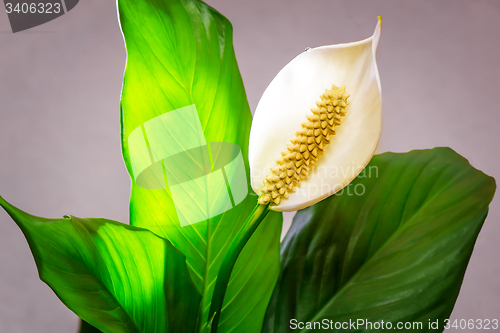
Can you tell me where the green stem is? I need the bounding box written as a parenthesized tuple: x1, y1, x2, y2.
(209, 203, 270, 333)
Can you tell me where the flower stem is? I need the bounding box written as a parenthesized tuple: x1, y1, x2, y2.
(209, 203, 271, 333)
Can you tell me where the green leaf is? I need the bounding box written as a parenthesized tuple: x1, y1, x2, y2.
(79, 320, 103, 333)
(0, 196, 200, 333)
(263, 148, 496, 333)
(118, 0, 282, 331)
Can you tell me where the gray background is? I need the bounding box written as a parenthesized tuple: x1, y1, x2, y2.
(0, 1, 499, 332)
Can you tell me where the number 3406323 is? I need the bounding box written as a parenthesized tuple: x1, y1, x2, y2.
(5, 3, 62, 14)
(444, 319, 498, 330)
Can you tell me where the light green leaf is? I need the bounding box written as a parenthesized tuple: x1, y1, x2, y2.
(0, 196, 200, 333)
(117, 0, 282, 331)
(263, 148, 496, 332)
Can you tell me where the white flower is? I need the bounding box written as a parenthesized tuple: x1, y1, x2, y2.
(249, 18, 383, 212)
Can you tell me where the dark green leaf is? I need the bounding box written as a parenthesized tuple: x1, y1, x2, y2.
(118, 0, 282, 331)
(264, 148, 496, 332)
(0, 196, 200, 333)
(79, 320, 103, 333)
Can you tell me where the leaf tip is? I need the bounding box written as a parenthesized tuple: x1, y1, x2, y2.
(0, 194, 13, 215)
(0, 195, 41, 231)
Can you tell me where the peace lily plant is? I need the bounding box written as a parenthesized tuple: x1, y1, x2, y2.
(0, 1, 495, 333)
(209, 19, 383, 331)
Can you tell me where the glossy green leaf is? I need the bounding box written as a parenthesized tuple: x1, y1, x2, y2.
(118, 0, 282, 331)
(0, 196, 200, 333)
(264, 148, 496, 332)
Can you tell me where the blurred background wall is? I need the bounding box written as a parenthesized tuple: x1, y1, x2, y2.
(0, 1, 499, 332)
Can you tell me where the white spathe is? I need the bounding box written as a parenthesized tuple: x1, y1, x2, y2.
(249, 18, 382, 212)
